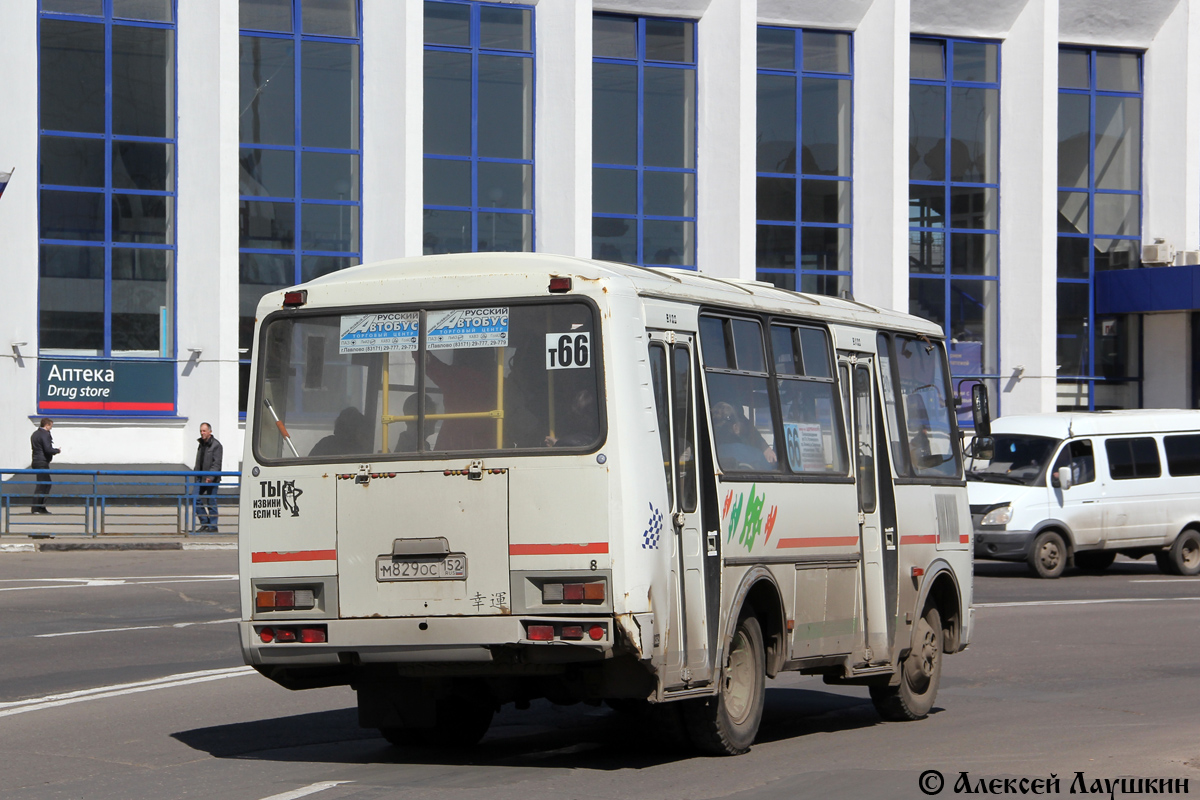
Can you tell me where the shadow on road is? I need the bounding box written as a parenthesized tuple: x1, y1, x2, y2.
(974, 558, 1167, 580)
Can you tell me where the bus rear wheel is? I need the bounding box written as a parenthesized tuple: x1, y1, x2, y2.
(684, 613, 766, 755)
(871, 606, 942, 721)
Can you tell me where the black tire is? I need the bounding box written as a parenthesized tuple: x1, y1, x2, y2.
(1168, 529, 1200, 577)
(683, 613, 766, 756)
(871, 606, 942, 721)
(1155, 551, 1174, 574)
(381, 692, 494, 749)
(1027, 531, 1067, 579)
(1074, 550, 1116, 572)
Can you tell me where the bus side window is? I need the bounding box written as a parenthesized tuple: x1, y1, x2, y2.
(700, 315, 779, 474)
(772, 324, 847, 474)
(649, 343, 674, 509)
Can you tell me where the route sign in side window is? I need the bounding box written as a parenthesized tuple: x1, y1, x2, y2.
(772, 323, 846, 475)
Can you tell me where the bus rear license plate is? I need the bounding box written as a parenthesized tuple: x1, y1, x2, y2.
(376, 555, 468, 582)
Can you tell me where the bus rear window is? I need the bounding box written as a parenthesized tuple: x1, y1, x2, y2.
(254, 302, 602, 460)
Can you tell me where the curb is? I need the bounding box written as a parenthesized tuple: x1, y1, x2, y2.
(0, 540, 236, 553)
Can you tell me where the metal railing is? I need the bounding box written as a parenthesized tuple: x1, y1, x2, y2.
(0, 469, 240, 537)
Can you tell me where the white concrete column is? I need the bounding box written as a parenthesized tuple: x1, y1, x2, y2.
(0, 1, 40, 467)
(997, 0, 1058, 416)
(362, 0, 423, 262)
(695, 0, 756, 279)
(852, 0, 910, 311)
(534, 0, 593, 258)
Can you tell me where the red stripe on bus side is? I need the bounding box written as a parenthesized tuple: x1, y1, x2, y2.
(251, 550, 338, 563)
(509, 543, 609, 556)
(775, 536, 860, 549)
(900, 534, 939, 546)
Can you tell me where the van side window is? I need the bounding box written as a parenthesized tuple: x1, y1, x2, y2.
(700, 315, 780, 474)
(1105, 437, 1162, 480)
(1051, 439, 1095, 486)
(771, 324, 847, 474)
(1164, 434, 1200, 476)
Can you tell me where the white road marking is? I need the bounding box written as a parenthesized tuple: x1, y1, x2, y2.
(257, 781, 354, 800)
(0, 666, 256, 718)
(0, 574, 237, 582)
(0, 575, 237, 592)
(1129, 578, 1200, 583)
(976, 596, 1200, 608)
(35, 617, 240, 638)
(0, 543, 35, 553)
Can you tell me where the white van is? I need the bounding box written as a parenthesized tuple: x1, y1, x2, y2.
(967, 411, 1200, 578)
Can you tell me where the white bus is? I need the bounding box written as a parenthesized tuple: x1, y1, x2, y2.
(239, 252, 978, 754)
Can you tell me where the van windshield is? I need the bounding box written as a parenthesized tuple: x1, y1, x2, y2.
(967, 435, 1060, 486)
(254, 302, 602, 460)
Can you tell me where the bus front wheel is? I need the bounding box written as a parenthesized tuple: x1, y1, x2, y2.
(684, 613, 766, 756)
(871, 606, 942, 721)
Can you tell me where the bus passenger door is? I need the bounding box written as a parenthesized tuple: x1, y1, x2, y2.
(649, 333, 711, 688)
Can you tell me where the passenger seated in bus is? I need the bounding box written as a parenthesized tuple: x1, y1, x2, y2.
(308, 407, 372, 456)
(544, 387, 599, 448)
(393, 393, 432, 453)
(711, 401, 777, 471)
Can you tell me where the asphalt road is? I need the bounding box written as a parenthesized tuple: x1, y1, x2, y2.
(1, 551, 1198, 800)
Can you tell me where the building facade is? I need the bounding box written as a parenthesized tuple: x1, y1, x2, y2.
(1, 0, 1198, 469)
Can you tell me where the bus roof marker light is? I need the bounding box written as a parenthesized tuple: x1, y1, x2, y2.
(548, 277, 572, 293)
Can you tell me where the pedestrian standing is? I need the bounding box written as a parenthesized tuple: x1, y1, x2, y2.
(30, 418, 60, 514)
(193, 422, 223, 532)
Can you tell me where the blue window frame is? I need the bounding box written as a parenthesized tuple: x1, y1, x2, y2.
(239, 0, 363, 412)
(1057, 47, 1142, 411)
(908, 37, 1000, 417)
(755, 26, 852, 297)
(38, 0, 177, 362)
(592, 14, 696, 269)
(423, 0, 534, 254)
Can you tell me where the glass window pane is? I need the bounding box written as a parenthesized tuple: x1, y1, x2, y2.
(113, 194, 170, 243)
(909, 278, 945, 333)
(425, 50, 472, 156)
(478, 55, 532, 159)
(771, 325, 799, 374)
(479, 161, 532, 210)
(756, 225, 795, 270)
(593, 14, 636, 60)
(593, 167, 636, 215)
(1093, 193, 1138, 236)
(480, 6, 531, 51)
(302, 0, 357, 37)
(950, 87, 997, 183)
(425, 158, 471, 207)
(731, 319, 766, 372)
(302, 42, 359, 149)
(708, 373, 779, 473)
(1058, 92, 1090, 189)
(895, 339, 958, 476)
(113, 141, 172, 191)
(40, 135, 105, 188)
(1057, 281, 1090, 375)
(910, 183, 945, 228)
(240, 252, 294, 350)
(1094, 238, 1140, 271)
(757, 74, 796, 173)
(302, 255, 356, 282)
(1095, 96, 1140, 191)
(43, 0, 103, 15)
(800, 226, 849, 272)
(240, 36, 295, 146)
(112, 25, 173, 138)
(111, 248, 170, 353)
(909, 230, 945, 274)
(1059, 49, 1089, 89)
(240, 148, 295, 198)
(302, 151, 358, 201)
(644, 170, 694, 217)
(1057, 191, 1088, 235)
(950, 232, 997, 276)
(649, 344, 674, 503)
(801, 179, 849, 224)
(909, 84, 945, 181)
(112, 0, 172, 21)
(241, 200, 295, 248)
(910, 38, 945, 80)
(799, 328, 832, 377)
(302, 202, 358, 252)
(39, 245, 104, 353)
(801, 77, 850, 176)
(1096, 52, 1139, 92)
(1057, 236, 1090, 278)
(40, 20, 105, 134)
(672, 345, 697, 510)
(593, 63, 638, 165)
(645, 19, 693, 63)
(699, 316, 731, 369)
(803, 31, 850, 74)
(949, 186, 996, 229)
(425, 1, 469, 46)
(778, 379, 845, 473)
(800, 272, 849, 297)
(643, 219, 694, 266)
(1096, 313, 1138, 380)
(757, 27, 794, 71)
(478, 211, 531, 252)
(644, 67, 695, 169)
(952, 41, 997, 82)
(41, 190, 105, 241)
(592, 216, 636, 263)
(424, 208, 472, 254)
(757, 176, 796, 221)
(242, 0, 292, 32)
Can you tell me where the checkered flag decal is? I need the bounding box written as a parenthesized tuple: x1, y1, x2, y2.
(642, 503, 663, 550)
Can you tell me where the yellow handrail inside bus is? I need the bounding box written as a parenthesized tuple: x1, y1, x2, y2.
(379, 346, 506, 450)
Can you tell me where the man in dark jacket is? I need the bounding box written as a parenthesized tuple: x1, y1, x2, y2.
(193, 423, 223, 532)
(30, 418, 60, 514)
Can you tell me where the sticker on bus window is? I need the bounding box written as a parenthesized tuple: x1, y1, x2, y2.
(339, 312, 419, 354)
(784, 422, 825, 472)
(546, 332, 591, 369)
(426, 308, 509, 350)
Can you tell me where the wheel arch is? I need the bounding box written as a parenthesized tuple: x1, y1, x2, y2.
(915, 560, 964, 653)
(1032, 520, 1075, 556)
(723, 566, 787, 678)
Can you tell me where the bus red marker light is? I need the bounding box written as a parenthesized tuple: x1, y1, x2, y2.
(563, 583, 585, 602)
(275, 628, 297, 642)
(588, 625, 605, 641)
(561, 625, 584, 640)
(299, 627, 327, 643)
(548, 276, 572, 293)
(527, 625, 554, 641)
(259, 627, 275, 643)
(911, 567, 925, 579)
(283, 290, 307, 306)
(274, 590, 295, 610)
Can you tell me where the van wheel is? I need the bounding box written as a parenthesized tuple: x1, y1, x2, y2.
(1168, 530, 1200, 577)
(871, 606, 942, 721)
(683, 613, 766, 755)
(1027, 531, 1067, 578)
(1074, 550, 1115, 572)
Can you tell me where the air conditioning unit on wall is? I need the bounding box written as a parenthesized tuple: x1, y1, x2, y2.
(1175, 250, 1200, 266)
(1142, 240, 1173, 264)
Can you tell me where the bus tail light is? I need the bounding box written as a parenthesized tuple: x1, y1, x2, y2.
(561, 625, 584, 640)
(527, 625, 555, 641)
(256, 625, 327, 643)
(256, 587, 316, 611)
(589, 625, 605, 641)
(275, 628, 297, 642)
(299, 627, 327, 643)
(259, 627, 274, 643)
(541, 580, 605, 605)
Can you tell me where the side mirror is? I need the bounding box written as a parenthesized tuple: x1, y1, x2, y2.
(969, 436, 995, 461)
(971, 383, 991, 438)
(1056, 465, 1073, 491)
